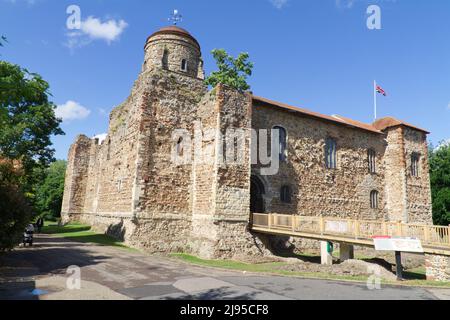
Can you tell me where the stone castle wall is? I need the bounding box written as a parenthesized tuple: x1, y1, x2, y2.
(62, 26, 434, 264)
(129, 69, 207, 253)
(251, 102, 387, 221)
(62, 72, 433, 258)
(61, 135, 91, 217)
(251, 102, 432, 225)
(403, 127, 433, 224)
(426, 254, 450, 282)
(62, 68, 154, 241)
(383, 127, 407, 222)
(190, 85, 274, 259)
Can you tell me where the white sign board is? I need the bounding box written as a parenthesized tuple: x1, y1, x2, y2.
(373, 237, 424, 253)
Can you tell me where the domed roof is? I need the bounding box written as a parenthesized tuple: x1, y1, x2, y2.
(146, 26, 200, 49)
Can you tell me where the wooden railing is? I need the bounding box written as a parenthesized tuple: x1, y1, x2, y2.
(252, 213, 450, 249)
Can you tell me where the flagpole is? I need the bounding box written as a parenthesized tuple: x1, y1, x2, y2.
(373, 80, 377, 121)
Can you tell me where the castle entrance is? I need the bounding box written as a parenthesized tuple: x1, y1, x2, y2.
(250, 175, 266, 214)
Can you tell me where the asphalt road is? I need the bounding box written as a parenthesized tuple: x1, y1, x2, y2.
(0, 235, 449, 300)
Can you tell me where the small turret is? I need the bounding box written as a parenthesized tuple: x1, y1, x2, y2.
(143, 26, 204, 79)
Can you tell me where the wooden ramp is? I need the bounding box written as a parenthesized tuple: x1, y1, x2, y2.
(251, 213, 450, 256)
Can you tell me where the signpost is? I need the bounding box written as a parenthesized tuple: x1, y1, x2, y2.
(373, 237, 424, 253)
(373, 236, 424, 281)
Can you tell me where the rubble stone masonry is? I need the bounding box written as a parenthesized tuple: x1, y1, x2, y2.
(61, 26, 442, 277)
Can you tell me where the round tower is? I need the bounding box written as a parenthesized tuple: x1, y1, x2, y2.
(143, 26, 204, 79)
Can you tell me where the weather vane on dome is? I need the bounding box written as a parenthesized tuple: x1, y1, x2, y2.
(169, 9, 183, 25)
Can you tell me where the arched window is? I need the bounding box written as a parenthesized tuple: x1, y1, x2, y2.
(411, 153, 420, 177)
(251, 175, 266, 213)
(368, 149, 376, 174)
(107, 139, 111, 161)
(370, 190, 379, 209)
(181, 59, 188, 72)
(162, 50, 169, 70)
(325, 138, 337, 169)
(280, 186, 292, 204)
(176, 137, 184, 156)
(273, 126, 287, 162)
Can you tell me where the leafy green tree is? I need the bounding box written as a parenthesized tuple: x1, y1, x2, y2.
(0, 161, 32, 251)
(35, 160, 67, 219)
(205, 49, 254, 92)
(0, 61, 64, 192)
(429, 142, 450, 225)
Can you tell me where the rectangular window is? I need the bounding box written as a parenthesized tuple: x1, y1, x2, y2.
(181, 59, 188, 72)
(280, 186, 292, 204)
(370, 191, 379, 209)
(368, 149, 376, 174)
(411, 153, 420, 177)
(325, 138, 337, 169)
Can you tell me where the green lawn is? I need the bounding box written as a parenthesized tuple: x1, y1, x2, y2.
(171, 253, 450, 288)
(42, 221, 136, 251)
(171, 253, 372, 283)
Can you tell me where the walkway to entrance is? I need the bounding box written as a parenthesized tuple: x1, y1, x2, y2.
(251, 213, 450, 256)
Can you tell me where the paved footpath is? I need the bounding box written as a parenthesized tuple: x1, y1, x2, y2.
(0, 235, 449, 300)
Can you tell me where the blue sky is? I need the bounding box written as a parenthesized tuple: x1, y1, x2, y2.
(1, 0, 449, 160)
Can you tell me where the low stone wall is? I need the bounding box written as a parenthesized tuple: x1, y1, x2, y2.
(189, 217, 276, 260)
(425, 254, 450, 282)
(62, 213, 136, 242)
(62, 212, 193, 255)
(213, 221, 274, 259)
(129, 216, 192, 254)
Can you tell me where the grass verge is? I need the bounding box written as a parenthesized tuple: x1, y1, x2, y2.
(171, 253, 450, 288)
(42, 221, 135, 251)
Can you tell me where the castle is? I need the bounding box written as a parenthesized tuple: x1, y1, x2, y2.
(61, 26, 432, 259)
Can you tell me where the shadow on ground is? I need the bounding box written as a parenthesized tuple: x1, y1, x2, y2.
(0, 236, 110, 300)
(156, 288, 261, 300)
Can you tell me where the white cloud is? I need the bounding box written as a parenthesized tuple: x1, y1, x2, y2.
(270, 0, 289, 9)
(335, 0, 357, 9)
(435, 139, 450, 151)
(81, 17, 128, 42)
(335, 0, 397, 10)
(65, 16, 128, 50)
(55, 101, 91, 122)
(3, 0, 37, 5)
(93, 133, 107, 145)
(447, 102, 450, 110)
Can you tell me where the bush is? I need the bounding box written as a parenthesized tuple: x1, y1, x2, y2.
(0, 162, 32, 252)
(35, 160, 66, 219)
(205, 49, 254, 92)
(430, 143, 450, 226)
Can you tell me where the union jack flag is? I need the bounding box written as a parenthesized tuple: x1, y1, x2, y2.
(376, 85, 387, 96)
